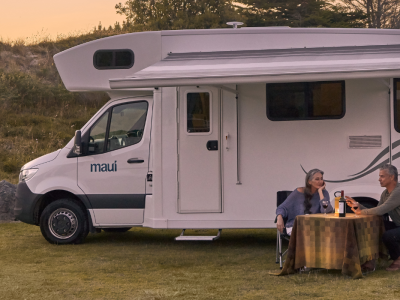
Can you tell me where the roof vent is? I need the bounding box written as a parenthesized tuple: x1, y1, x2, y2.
(226, 21, 243, 29)
(348, 135, 382, 148)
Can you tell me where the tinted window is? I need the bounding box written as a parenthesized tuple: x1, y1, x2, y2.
(88, 112, 109, 155)
(267, 81, 345, 121)
(187, 92, 210, 133)
(115, 51, 133, 67)
(95, 52, 113, 68)
(394, 79, 400, 132)
(93, 50, 134, 69)
(107, 102, 148, 151)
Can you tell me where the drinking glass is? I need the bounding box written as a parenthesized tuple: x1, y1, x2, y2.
(353, 203, 359, 217)
(322, 200, 329, 215)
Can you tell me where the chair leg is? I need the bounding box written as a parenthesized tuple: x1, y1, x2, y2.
(278, 233, 283, 269)
(276, 230, 279, 263)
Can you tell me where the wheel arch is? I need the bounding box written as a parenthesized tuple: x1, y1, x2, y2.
(34, 190, 91, 225)
(329, 185, 383, 203)
(344, 196, 380, 213)
(352, 196, 379, 208)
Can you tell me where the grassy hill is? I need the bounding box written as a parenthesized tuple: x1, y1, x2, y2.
(0, 30, 127, 184)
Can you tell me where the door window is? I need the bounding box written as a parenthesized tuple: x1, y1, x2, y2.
(394, 79, 400, 133)
(107, 102, 148, 151)
(186, 92, 211, 133)
(88, 112, 109, 155)
(86, 101, 148, 155)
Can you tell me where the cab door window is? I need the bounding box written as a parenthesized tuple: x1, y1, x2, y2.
(88, 112, 109, 155)
(107, 102, 148, 151)
(86, 101, 148, 155)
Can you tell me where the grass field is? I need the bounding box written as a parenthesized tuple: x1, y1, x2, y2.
(1, 223, 400, 299)
(0, 30, 121, 184)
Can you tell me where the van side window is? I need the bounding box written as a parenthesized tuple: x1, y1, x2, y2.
(88, 112, 109, 155)
(394, 79, 400, 133)
(107, 102, 148, 151)
(93, 50, 134, 70)
(266, 81, 345, 121)
(187, 92, 210, 133)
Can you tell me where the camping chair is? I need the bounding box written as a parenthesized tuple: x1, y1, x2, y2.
(275, 190, 292, 269)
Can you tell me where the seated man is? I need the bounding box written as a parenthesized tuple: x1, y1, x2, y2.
(346, 164, 400, 271)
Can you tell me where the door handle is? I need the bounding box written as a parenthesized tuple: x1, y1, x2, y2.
(127, 158, 144, 164)
(206, 140, 218, 151)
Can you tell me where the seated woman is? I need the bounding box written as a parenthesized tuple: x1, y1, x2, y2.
(276, 168, 334, 235)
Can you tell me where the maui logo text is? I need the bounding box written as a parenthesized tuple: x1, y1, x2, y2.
(91, 161, 117, 172)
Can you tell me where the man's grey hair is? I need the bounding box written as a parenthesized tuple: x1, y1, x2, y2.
(380, 164, 398, 181)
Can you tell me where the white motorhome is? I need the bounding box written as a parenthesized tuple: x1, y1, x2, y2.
(14, 26, 400, 244)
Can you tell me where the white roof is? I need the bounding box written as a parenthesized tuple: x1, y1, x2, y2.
(110, 44, 400, 89)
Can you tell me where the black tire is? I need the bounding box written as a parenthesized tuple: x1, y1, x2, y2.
(102, 227, 132, 233)
(40, 199, 89, 244)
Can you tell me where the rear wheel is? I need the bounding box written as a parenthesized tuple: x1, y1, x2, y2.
(40, 199, 89, 244)
(102, 227, 132, 233)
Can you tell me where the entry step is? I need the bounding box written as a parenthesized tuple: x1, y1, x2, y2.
(175, 229, 221, 241)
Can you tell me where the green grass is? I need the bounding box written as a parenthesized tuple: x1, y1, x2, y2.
(0, 91, 109, 184)
(0, 30, 127, 184)
(1, 223, 400, 300)
(0, 69, 109, 183)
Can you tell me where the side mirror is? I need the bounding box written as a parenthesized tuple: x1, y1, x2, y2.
(73, 130, 82, 155)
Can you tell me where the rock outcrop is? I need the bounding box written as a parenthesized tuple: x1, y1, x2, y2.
(0, 180, 17, 221)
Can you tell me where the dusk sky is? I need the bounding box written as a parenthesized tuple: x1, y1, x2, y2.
(1, 0, 125, 41)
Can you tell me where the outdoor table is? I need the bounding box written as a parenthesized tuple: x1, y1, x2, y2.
(278, 213, 386, 279)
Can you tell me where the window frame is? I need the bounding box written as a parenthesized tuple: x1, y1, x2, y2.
(84, 100, 148, 156)
(184, 90, 213, 136)
(93, 49, 134, 70)
(266, 80, 346, 121)
(394, 78, 400, 133)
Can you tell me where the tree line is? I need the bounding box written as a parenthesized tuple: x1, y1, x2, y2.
(96, 0, 400, 32)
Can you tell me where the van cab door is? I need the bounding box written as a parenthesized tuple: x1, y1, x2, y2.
(77, 98, 152, 225)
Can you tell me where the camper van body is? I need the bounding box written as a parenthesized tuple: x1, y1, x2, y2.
(14, 27, 400, 243)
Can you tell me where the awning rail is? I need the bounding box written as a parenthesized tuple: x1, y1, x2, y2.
(110, 44, 400, 89)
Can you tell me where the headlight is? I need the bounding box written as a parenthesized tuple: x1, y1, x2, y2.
(19, 168, 38, 182)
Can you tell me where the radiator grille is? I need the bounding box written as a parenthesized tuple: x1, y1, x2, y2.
(348, 135, 382, 148)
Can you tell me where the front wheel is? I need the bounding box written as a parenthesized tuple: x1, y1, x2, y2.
(40, 199, 89, 244)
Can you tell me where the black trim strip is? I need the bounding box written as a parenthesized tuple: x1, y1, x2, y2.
(86, 194, 145, 209)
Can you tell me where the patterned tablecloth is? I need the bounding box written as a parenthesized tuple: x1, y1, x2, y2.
(278, 214, 386, 278)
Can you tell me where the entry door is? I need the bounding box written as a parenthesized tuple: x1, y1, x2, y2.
(178, 87, 222, 213)
(77, 99, 152, 224)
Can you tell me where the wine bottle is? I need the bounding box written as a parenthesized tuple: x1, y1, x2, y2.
(339, 190, 346, 217)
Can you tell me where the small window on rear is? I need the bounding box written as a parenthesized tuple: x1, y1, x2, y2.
(93, 50, 134, 70)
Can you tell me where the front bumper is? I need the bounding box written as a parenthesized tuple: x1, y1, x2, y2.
(14, 181, 42, 225)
